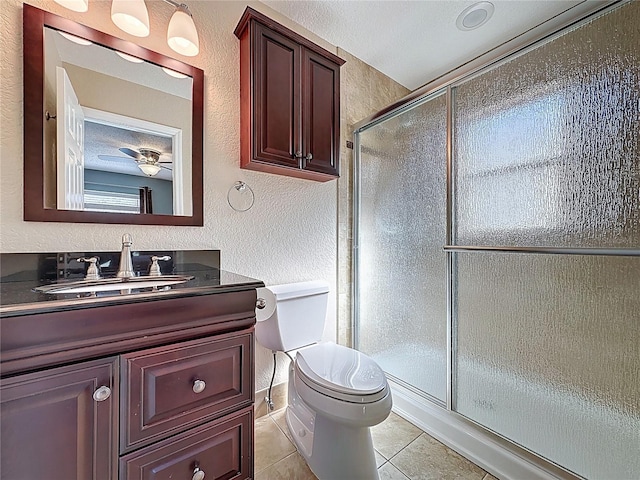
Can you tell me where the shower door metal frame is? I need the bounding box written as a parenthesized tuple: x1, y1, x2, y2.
(351, 1, 634, 478)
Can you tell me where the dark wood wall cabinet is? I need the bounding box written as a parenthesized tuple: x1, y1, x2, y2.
(235, 7, 345, 182)
(1, 288, 258, 480)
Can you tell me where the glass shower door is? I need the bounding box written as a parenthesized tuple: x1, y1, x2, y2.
(355, 92, 448, 403)
(452, 3, 640, 478)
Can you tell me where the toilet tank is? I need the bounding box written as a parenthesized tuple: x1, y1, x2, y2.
(255, 281, 329, 352)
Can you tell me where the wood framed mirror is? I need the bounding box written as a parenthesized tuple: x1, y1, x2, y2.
(23, 4, 204, 226)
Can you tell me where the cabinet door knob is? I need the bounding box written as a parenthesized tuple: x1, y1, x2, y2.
(192, 379, 206, 394)
(192, 466, 206, 480)
(305, 153, 313, 161)
(293, 151, 303, 159)
(93, 385, 111, 402)
(256, 298, 266, 309)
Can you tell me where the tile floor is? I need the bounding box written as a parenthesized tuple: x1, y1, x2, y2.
(255, 408, 499, 480)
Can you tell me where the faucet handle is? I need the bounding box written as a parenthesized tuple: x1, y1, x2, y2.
(149, 255, 171, 276)
(78, 257, 101, 281)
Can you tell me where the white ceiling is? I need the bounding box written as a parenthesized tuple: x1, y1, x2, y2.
(263, 0, 596, 90)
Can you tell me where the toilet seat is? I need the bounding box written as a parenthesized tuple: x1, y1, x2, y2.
(295, 343, 388, 403)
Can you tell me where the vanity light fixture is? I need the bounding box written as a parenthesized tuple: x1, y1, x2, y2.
(111, 0, 150, 37)
(166, 1, 200, 57)
(56, 0, 200, 57)
(138, 163, 162, 176)
(53, 0, 88, 13)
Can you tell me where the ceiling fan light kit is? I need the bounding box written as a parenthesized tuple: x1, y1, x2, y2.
(138, 163, 162, 176)
(55, 0, 199, 57)
(98, 147, 172, 178)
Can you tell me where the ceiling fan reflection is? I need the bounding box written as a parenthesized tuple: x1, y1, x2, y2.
(98, 147, 173, 177)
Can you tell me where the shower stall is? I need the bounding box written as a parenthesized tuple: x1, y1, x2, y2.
(353, 2, 639, 479)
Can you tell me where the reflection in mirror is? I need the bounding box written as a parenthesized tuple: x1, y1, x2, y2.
(44, 26, 192, 216)
(23, 4, 203, 226)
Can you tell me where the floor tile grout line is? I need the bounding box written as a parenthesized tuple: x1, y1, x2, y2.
(255, 412, 297, 473)
(267, 408, 295, 443)
(385, 432, 427, 478)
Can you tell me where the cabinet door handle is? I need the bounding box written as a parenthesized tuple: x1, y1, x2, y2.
(192, 465, 205, 480)
(293, 151, 303, 159)
(93, 385, 111, 402)
(305, 153, 313, 161)
(192, 379, 206, 394)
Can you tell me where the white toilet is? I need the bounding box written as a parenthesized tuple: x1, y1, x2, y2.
(255, 281, 392, 480)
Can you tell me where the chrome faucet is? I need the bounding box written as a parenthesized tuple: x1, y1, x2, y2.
(116, 234, 135, 278)
(149, 255, 171, 276)
(77, 257, 101, 281)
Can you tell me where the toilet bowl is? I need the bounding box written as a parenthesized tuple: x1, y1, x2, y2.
(255, 281, 392, 480)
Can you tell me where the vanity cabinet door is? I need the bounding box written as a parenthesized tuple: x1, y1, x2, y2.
(120, 406, 253, 480)
(0, 357, 117, 480)
(121, 330, 253, 452)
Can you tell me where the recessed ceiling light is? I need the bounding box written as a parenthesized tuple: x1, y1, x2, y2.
(456, 2, 495, 31)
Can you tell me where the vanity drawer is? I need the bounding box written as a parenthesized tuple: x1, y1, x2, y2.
(120, 406, 253, 480)
(121, 329, 253, 451)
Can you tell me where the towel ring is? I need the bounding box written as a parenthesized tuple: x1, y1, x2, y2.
(227, 181, 254, 212)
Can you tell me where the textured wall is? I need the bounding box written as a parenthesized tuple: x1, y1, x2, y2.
(0, 0, 407, 391)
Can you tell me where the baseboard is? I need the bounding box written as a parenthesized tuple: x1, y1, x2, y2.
(389, 380, 575, 480)
(255, 381, 288, 418)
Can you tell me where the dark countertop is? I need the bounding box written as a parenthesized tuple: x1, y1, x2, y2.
(0, 251, 264, 317)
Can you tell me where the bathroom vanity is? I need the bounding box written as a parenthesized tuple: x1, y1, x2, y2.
(0, 251, 262, 480)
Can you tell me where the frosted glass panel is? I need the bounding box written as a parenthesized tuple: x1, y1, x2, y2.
(357, 92, 447, 402)
(454, 252, 640, 479)
(454, 2, 640, 247)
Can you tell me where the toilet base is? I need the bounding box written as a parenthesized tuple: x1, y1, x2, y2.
(286, 373, 381, 480)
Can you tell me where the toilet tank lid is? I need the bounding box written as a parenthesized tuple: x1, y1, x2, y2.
(267, 280, 329, 301)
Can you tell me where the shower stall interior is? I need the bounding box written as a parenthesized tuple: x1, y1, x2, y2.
(353, 2, 639, 479)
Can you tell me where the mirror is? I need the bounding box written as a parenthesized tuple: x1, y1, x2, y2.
(23, 4, 204, 226)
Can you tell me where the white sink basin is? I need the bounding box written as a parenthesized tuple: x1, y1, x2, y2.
(34, 275, 194, 295)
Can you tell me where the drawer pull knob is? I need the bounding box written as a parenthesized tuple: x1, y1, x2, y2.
(93, 385, 111, 402)
(192, 466, 205, 480)
(256, 298, 266, 309)
(192, 379, 206, 394)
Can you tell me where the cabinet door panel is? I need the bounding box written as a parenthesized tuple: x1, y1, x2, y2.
(121, 407, 252, 480)
(303, 48, 340, 177)
(121, 331, 253, 451)
(0, 358, 117, 480)
(253, 22, 300, 168)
